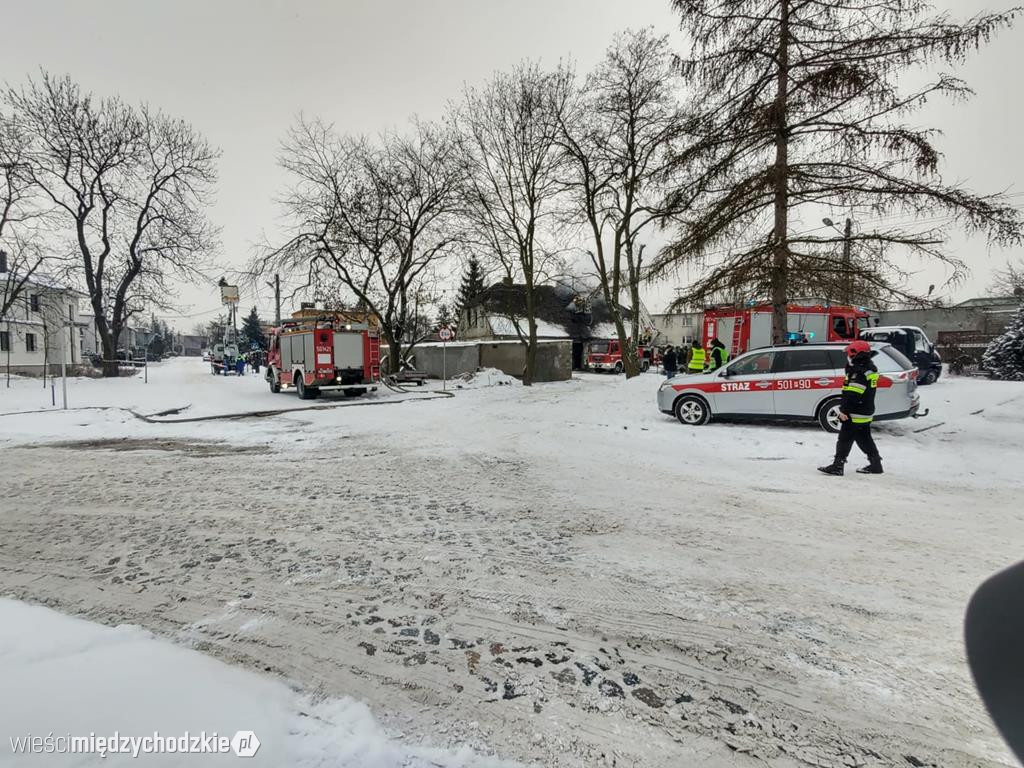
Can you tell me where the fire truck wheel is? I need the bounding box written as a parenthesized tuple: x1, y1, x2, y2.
(674, 395, 710, 426)
(295, 373, 319, 400)
(817, 397, 843, 433)
(614, 361, 624, 374)
(268, 370, 281, 393)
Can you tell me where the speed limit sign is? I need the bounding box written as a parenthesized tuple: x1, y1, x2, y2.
(438, 326, 454, 342)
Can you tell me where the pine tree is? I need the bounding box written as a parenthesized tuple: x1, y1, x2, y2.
(453, 256, 486, 328)
(983, 304, 1024, 381)
(435, 303, 453, 328)
(241, 306, 267, 351)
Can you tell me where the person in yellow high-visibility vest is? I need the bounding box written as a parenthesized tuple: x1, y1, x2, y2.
(687, 340, 707, 373)
(707, 338, 730, 371)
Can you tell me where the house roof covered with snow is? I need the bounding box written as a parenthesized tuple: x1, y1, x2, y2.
(465, 282, 632, 342)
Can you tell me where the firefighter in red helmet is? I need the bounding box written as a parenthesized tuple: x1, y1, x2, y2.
(818, 340, 884, 476)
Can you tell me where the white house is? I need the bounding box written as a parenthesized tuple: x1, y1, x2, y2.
(1, 275, 87, 375)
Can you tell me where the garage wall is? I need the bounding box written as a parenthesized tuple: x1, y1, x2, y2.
(411, 344, 480, 378)
(479, 340, 572, 382)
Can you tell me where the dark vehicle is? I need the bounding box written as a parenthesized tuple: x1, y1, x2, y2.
(859, 325, 943, 384)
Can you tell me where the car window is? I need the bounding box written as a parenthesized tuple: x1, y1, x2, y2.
(728, 351, 775, 376)
(777, 349, 837, 373)
(912, 330, 928, 350)
(827, 349, 848, 369)
(590, 342, 608, 354)
(875, 345, 914, 372)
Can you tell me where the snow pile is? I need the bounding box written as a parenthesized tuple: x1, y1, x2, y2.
(0, 599, 518, 767)
(453, 367, 518, 389)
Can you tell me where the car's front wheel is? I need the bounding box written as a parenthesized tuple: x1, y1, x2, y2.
(920, 369, 938, 385)
(674, 395, 710, 426)
(818, 397, 844, 433)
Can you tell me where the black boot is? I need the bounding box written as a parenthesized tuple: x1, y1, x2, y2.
(817, 460, 845, 476)
(856, 456, 884, 474)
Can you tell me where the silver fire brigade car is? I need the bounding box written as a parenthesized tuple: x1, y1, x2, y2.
(657, 342, 922, 432)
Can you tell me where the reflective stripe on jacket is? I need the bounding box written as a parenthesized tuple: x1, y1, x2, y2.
(840, 356, 879, 422)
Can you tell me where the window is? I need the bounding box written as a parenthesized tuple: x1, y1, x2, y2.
(876, 345, 914, 372)
(912, 330, 928, 352)
(777, 349, 837, 373)
(69, 304, 75, 321)
(832, 316, 854, 339)
(727, 351, 775, 376)
(0, 331, 8, 352)
(30, 294, 40, 312)
(590, 341, 609, 354)
(26, 333, 37, 352)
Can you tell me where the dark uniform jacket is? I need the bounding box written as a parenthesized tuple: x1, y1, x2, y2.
(841, 352, 880, 422)
(663, 348, 678, 371)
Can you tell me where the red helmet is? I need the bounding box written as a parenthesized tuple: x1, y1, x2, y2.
(845, 340, 872, 357)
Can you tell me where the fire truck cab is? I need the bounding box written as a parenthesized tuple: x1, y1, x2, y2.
(587, 339, 662, 373)
(266, 319, 381, 399)
(702, 304, 871, 358)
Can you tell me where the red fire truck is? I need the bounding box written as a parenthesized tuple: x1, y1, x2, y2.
(587, 339, 663, 373)
(266, 319, 381, 399)
(702, 304, 871, 357)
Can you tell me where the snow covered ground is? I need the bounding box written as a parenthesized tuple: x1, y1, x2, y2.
(1, 358, 1022, 767)
(0, 598, 517, 767)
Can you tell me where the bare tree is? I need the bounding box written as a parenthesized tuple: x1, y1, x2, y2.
(1, 110, 53, 322)
(263, 118, 464, 374)
(560, 28, 683, 377)
(455, 62, 574, 385)
(5, 73, 219, 376)
(651, 0, 1022, 342)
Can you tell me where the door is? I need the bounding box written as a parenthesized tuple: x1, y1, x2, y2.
(873, 345, 917, 416)
(711, 349, 778, 415)
(748, 312, 772, 351)
(773, 348, 844, 418)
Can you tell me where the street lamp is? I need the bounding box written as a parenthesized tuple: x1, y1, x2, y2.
(822, 217, 854, 305)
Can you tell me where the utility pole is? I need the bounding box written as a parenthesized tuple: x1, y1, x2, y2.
(274, 274, 281, 326)
(842, 217, 853, 305)
(266, 274, 281, 326)
(823, 217, 855, 305)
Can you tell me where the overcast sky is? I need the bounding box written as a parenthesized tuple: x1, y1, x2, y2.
(3, 0, 1021, 329)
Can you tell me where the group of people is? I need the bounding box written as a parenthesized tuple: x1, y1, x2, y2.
(219, 351, 264, 376)
(661, 338, 729, 378)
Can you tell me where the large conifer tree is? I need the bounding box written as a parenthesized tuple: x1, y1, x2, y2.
(653, 0, 1021, 341)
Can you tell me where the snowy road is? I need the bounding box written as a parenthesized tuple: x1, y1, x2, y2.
(1, 359, 1022, 767)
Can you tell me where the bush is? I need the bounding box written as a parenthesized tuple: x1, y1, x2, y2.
(982, 304, 1024, 381)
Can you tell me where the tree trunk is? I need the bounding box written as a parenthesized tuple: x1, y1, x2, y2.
(524, 314, 538, 386)
(100, 324, 119, 378)
(386, 335, 402, 375)
(616, 314, 641, 377)
(771, 0, 791, 345)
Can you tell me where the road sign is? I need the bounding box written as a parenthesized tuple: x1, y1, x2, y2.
(438, 326, 454, 342)
(220, 284, 239, 304)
